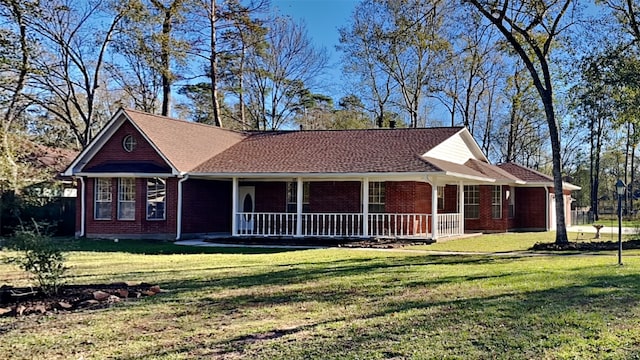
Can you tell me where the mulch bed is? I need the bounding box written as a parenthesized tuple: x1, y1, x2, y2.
(531, 239, 640, 251)
(0, 282, 161, 317)
(204, 236, 436, 249)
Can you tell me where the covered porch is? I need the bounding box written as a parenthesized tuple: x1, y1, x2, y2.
(224, 175, 470, 240)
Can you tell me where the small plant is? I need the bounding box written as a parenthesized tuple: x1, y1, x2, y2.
(2, 221, 67, 295)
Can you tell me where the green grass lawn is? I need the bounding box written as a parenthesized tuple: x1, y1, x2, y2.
(2, 234, 640, 359)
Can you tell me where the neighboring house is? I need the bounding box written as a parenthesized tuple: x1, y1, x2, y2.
(63, 108, 580, 240)
(1, 139, 78, 235)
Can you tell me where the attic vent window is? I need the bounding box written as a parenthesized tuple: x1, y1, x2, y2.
(122, 135, 137, 152)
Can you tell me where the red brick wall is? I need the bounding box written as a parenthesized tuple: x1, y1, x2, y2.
(310, 181, 361, 212)
(442, 185, 458, 213)
(84, 177, 178, 238)
(84, 121, 169, 170)
(182, 179, 231, 234)
(253, 182, 287, 212)
(386, 181, 430, 213)
(514, 187, 547, 229)
(464, 185, 509, 232)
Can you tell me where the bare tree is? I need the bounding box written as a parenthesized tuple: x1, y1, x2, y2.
(0, 0, 32, 192)
(339, 0, 451, 128)
(464, 0, 577, 244)
(337, 1, 395, 128)
(244, 16, 328, 130)
(25, 0, 127, 148)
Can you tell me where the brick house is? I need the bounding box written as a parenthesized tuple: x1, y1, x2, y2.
(63, 109, 579, 240)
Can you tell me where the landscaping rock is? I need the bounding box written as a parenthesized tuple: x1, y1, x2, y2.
(0, 307, 13, 316)
(79, 299, 100, 308)
(93, 291, 110, 301)
(1, 283, 162, 317)
(57, 301, 73, 310)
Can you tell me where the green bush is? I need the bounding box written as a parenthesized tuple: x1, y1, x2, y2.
(2, 222, 67, 295)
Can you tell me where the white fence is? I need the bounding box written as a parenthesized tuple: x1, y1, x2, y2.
(236, 212, 463, 239)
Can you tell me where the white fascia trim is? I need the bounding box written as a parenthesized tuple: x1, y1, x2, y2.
(517, 181, 581, 191)
(494, 179, 527, 185)
(443, 171, 495, 183)
(77, 173, 175, 178)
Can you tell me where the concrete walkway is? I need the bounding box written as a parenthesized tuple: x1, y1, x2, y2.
(567, 225, 637, 235)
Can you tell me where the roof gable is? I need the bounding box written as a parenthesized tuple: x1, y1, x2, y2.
(64, 109, 246, 176)
(423, 128, 487, 164)
(82, 119, 172, 174)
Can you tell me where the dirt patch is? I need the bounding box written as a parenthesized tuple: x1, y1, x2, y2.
(531, 239, 640, 251)
(0, 282, 162, 317)
(203, 236, 436, 249)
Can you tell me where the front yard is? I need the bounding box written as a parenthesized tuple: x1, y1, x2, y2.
(2, 233, 640, 359)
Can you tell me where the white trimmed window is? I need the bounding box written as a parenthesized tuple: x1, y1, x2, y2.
(369, 181, 386, 213)
(492, 186, 502, 219)
(118, 178, 136, 220)
(147, 178, 166, 220)
(94, 178, 112, 220)
(437, 186, 445, 210)
(464, 185, 479, 219)
(286, 181, 309, 212)
(122, 134, 137, 152)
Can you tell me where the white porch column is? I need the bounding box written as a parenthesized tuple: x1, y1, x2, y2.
(296, 177, 303, 237)
(362, 178, 369, 237)
(431, 182, 438, 240)
(232, 177, 238, 236)
(458, 181, 465, 235)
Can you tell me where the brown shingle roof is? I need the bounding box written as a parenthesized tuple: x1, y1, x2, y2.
(422, 156, 491, 180)
(125, 109, 246, 172)
(465, 159, 522, 182)
(497, 162, 553, 182)
(192, 127, 463, 174)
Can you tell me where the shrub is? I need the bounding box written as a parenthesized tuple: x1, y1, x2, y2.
(2, 222, 67, 295)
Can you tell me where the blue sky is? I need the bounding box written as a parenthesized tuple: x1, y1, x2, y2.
(271, 0, 359, 102)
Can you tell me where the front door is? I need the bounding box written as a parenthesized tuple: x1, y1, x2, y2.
(237, 186, 255, 233)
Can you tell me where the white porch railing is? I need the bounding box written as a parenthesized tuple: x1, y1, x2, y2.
(437, 213, 463, 238)
(235, 212, 463, 238)
(368, 213, 429, 237)
(236, 212, 296, 236)
(302, 213, 364, 237)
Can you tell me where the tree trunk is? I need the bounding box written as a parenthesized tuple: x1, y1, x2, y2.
(543, 91, 568, 244)
(209, 0, 222, 127)
(160, 9, 173, 116)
